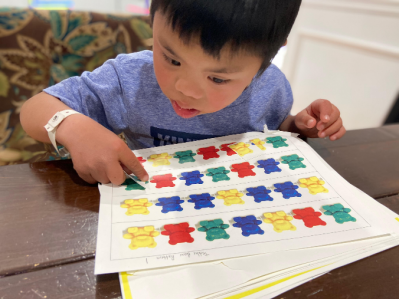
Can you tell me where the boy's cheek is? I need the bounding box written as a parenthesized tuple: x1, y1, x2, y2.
(203, 90, 238, 113)
(153, 62, 173, 97)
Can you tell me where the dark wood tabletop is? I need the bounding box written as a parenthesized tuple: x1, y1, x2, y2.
(1, 124, 399, 299)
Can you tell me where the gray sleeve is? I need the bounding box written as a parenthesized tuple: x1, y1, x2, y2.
(44, 55, 128, 134)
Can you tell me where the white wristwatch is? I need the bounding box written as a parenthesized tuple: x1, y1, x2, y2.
(44, 110, 81, 156)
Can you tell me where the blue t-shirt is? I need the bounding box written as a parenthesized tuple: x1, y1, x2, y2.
(44, 51, 293, 149)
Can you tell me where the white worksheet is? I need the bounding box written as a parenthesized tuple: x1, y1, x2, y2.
(95, 132, 392, 274)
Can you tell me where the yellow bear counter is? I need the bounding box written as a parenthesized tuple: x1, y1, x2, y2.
(263, 211, 297, 233)
(121, 199, 152, 216)
(123, 226, 160, 250)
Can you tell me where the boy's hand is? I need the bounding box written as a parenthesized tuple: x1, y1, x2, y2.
(57, 114, 149, 185)
(20, 92, 148, 185)
(283, 99, 346, 140)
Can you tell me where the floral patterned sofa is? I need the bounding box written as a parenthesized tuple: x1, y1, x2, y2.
(0, 7, 152, 165)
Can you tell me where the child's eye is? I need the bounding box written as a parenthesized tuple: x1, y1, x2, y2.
(162, 53, 180, 66)
(209, 77, 229, 84)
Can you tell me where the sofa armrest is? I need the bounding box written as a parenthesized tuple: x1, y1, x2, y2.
(0, 8, 152, 165)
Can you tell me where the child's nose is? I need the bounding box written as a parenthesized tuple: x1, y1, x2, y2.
(175, 78, 203, 100)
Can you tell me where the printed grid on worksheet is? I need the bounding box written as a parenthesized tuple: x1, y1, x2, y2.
(108, 133, 370, 261)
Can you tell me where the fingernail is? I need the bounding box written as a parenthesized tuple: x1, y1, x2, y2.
(324, 115, 330, 121)
(307, 119, 313, 127)
(319, 124, 325, 131)
(320, 132, 326, 138)
(142, 174, 149, 182)
(330, 136, 336, 141)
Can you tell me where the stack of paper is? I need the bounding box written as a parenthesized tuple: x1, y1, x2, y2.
(95, 130, 399, 299)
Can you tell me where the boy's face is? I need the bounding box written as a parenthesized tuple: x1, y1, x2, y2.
(152, 12, 263, 119)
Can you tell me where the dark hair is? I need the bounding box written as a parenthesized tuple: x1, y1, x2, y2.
(150, 0, 301, 74)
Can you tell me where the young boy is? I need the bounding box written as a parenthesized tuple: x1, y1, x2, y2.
(20, 0, 345, 185)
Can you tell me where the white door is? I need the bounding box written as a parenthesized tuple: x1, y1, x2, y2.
(282, 0, 399, 130)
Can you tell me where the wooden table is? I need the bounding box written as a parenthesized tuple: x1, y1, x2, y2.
(1, 124, 399, 298)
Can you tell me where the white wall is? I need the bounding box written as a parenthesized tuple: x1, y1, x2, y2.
(0, 0, 27, 8)
(0, 0, 149, 14)
(282, 0, 399, 129)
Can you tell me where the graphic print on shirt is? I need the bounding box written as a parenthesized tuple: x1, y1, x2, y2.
(150, 127, 219, 146)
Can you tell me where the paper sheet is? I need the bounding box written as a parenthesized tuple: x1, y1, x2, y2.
(218, 235, 399, 299)
(119, 182, 399, 299)
(95, 132, 393, 274)
(120, 235, 399, 299)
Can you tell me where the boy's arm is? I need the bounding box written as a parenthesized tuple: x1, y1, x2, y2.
(279, 99, 346, 141)
(20, 92, 149, 184)
(21, 92, 78, 143)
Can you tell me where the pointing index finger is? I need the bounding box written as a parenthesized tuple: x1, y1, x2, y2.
(119, 147, 149, 182)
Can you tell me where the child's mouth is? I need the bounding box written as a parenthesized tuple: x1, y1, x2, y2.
(171, 100, 200, 118)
